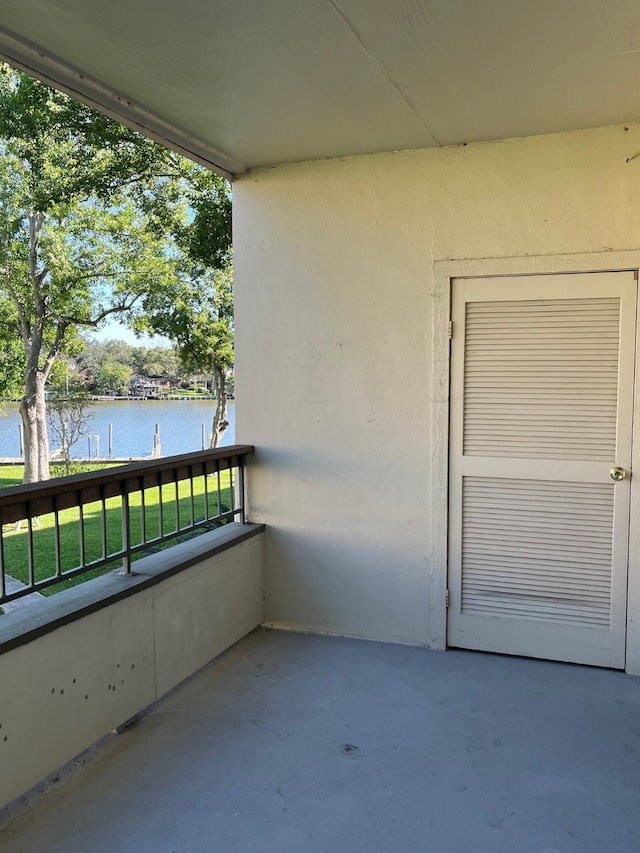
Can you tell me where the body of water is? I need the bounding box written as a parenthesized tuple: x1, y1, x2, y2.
(0, 399, 236, 459)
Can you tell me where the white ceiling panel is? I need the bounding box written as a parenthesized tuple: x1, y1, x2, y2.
(337, 0, 640, 144)
(0, 0, 639, 174)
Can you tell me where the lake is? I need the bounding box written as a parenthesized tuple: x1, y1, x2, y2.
(0, 399, 236, 459)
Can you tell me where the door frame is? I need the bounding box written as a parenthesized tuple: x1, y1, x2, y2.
(430, 251, 640, 674)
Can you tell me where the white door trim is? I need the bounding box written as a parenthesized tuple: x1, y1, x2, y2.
(430, 250, 640, 674)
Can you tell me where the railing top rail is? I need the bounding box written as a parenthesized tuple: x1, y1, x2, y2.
(0, 445, 254, 519)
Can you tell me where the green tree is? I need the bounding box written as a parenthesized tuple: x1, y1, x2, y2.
(100, 340, 136, 369)
(0, 65, 230, 481)
(74, 339, 109, 382)
(131, 345, 181, 382)
(140, 265, 234, 447)
(94, 360, 132, 395)
(76, 338, 135, 386)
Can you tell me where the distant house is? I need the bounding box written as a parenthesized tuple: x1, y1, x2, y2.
(128, 376, 169, 398)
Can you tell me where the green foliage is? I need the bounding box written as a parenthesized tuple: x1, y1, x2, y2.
(139, 264, 234, 377)
(131, 345, 182, 381)
(93, 361, 132, 395)
(0, 65, 186, 380)
(0, 65, 170, 211)
(0, 327, 24, 397)
(176, 173, 232, 271)
(48, 360, 87, 393)
(49, 462, 117, 477)
(76, 338, 184, 388)
(75, 338, 134, 382)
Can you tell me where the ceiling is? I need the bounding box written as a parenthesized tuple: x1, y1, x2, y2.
(0, 1, 640, 177)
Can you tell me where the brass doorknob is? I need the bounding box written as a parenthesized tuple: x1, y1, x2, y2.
(610, 466, 628, 482)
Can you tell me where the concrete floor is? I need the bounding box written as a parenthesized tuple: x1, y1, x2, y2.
(1, 629, 640, 853)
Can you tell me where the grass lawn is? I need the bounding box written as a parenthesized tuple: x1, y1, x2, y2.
(0, 464, 233, 597)
(0, 466, 24, 490)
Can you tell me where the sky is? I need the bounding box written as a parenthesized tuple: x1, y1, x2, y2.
(89, 317, 171, 347)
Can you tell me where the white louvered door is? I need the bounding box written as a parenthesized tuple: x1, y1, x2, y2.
(448, 272, 637, 667)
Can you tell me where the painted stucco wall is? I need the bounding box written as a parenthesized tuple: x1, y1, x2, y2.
(233, 124, 640, 650)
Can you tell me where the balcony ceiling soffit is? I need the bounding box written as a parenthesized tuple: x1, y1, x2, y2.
(0, 0, 639, 177)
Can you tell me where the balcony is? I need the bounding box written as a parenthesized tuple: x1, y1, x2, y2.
(1, 451, 640, 852)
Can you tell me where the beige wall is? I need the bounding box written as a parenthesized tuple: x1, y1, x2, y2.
(234, 124, 640, 650)
(0, 533, 264, 809)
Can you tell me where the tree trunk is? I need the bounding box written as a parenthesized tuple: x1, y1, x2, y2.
(210, 366, 229, 449)
(20, 370, 50, 483)
(17, 210, 52, 483)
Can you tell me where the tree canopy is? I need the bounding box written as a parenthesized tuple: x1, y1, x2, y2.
(0, 64, 232, 480)
(138, 264, 234, 446)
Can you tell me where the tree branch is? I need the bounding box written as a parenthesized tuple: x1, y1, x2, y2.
(28, 212, 46, 318)
(43, 326, 67, 377)
(59, 294, 142, 329)
(77, 170, 182, 203)
(3, 279, 32, 346)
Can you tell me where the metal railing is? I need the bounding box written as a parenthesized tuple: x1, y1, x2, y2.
(0, 445, 253, 606)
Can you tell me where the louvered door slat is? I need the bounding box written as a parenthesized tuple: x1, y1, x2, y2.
(464, 297, 619, 461)
(462, 477, 613, 627)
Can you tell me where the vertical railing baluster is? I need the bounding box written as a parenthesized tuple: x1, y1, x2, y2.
(158, 474, 164, 539)
(217, 460, 222, 519)
(121, 485, 131, 575)
(54, 503, 62, 577)
(141, 483, 147, 544)
(203, 463, 210, 521)
(101, 487, 108, 559)
(174, 474, 180, 532)
(189, 465, 195, 526)
(229, 464, 235, 518)
(27, 509, 35, 588)
(0, 512, 6, 599)
(78, 496, 86, 569)
(237, 459, 246, 524)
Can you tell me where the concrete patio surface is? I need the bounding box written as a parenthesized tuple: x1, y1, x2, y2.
(1, 628, 639, 853)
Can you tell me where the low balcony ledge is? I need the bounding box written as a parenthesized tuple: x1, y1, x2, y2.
(0, 522, 264, 656)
